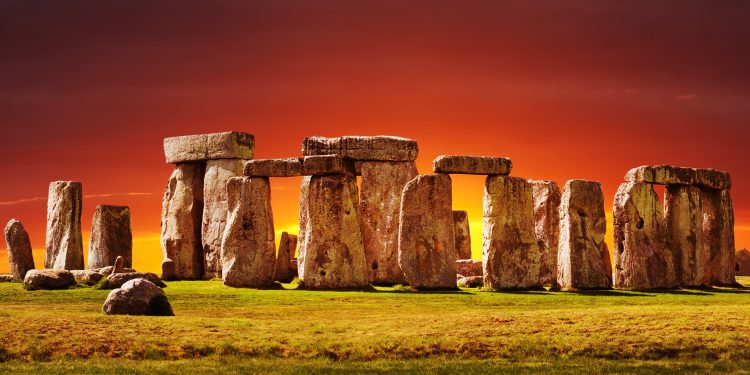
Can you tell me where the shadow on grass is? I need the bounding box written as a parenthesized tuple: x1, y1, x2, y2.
(572, 289, 653, 297)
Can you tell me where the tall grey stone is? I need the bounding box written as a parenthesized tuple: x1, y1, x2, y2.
(453, 211, 472, 260)
(274, 232, 297, 283)
(202, 159, 245, 279)
(297, 176, 311, 280)
(530, 180, 561, 287)
(701, 188, 736, 286)
(161, 163, 205, 280)
(664, 185, 705, 287)
(88, 205, 132, 269)
(5, 219, 35, 280)
(45, 181, 83, 270)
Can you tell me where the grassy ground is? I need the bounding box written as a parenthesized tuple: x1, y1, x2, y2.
(0, 277, 749, 374)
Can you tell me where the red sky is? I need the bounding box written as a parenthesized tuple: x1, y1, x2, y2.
(1, 1, 749, 273)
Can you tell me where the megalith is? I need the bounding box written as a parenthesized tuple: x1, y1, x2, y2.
(664, 185, 705, 287)
(297, 176, 311, 280)
(274, 232, 298, 283)
(530, 180, 561, 287)
(202, 159, 245, 279)
(45, 181, 84, 270)
(5, 219, 35, 280)
(453, 210, 472, 260)
(701, 188, 736, 286)
(161, 163, 205, 280)
(88, 205, 132, 269)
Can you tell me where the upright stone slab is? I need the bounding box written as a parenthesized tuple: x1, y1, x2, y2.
(453, 211, 472, 259)
(613, 182, 676, 289)
(88, 205, 132, 269)
(161, 163, 205, 280)
(702, 189, 736, 286)
(530, 180, 561, 287)
(202, 159, 245, 279)
(398, 174, 456, 289)
(359, 161, 418, 284)
(297, 176, 311, 280)
(302, 173, 368, 289)
(221, 177, 276, 288)
(737, 249, 750, 276)
(5, 219, 35, 280)
(557, 180, 612, 290)
(164, 132, 254, 163)
(45, 181, 83, 270)
(482, 176, 542, 290)
(274, 232, 298, 283)
(664, 185, 705, 287)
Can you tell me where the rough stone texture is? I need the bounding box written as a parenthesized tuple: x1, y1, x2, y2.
(202, 159, 245, 279)
(105, 272, 166, 289)
(482, 176, 542, 290)
(164, 132, 254, 163)
(220, 177, 276, 288)
(737, 249, 750, 276)
(45, 181, 84, 270)
(93, 265, 136, 275)
(23, 269, 76, 290)
(244, 158, 302, 177)
(87, 205, 132, 270)
(112, 256, 125, 274)
(161, 163, 205, 280)
(71, 270, 105, 285)
(5, 219, 35, 280)
(303, 136, 418, 161)
(301, 173, 369, 289)
(452, 211, 472, 260)
(664, 185, 705, 287)
(432, 155, 512, 175)
(360, 161, 418, 285)
(701, 189, 736, 286)
(102, 278, 174, 316)
(297, 176, 311, 279)
(302, 155, 355, 175)
(0, 275, 13, 283)
(274, 232, 298, 283)
(613, 182, 677, 290)
(530, 180, 561, 287)
(161, 259, 176, 281)
(625, 165, 731, 190)
(456, 259, 482, 277)
(398, 174, 457, 289)
(457, 276, 484, 288)
(558, 180, 612, 290)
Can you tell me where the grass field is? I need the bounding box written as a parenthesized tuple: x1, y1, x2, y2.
(1, 277, 749, 374)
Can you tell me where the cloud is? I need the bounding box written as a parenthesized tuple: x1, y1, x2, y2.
(0, 196, 45, 206)
(0, 192, 153, 207)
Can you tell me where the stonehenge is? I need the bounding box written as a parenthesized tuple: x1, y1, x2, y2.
(452, 211, 471, 260)
(88, 205, 132, 269)
(433, 155, 512, 175)
(161, 163, 205, 279)
(5, 219, 35, 280)
(737, 249, 750, 276)
(274, 232, 297, 283)
(24, 269, 76, 291)
(45, 181, 84, 270)
(530, 180, 561, 287)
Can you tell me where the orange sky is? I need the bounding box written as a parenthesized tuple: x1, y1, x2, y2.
(1, 1, 749, 273)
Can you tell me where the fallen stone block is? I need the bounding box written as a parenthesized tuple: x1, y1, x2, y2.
(164, 132, 254, 163)
(24, 269, 76, 290)
(71, 270, 106, 285)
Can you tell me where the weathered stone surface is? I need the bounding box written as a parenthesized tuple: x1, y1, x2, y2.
(290, 259, 298, 279)
(5, 219, 35, 280)
(45, 181, 84, 270)
(112, 256, 125, 274)
(87, 205, 132, 270)
(244, 158, 302, 177)
(664, 185, 705, 287)
(302, 174, 369, 289)
(530, 180, 561, 287)
(297, 176, 311, 279)
(274, 232, 297, 283)
(220, 177, 276, 288)
(625, 165, 731, 190)
(456, 259, 482, 277)
(93, 265, 136, 275)
(302, 155, 355, 175)
(202, 159, 245, 279)
(457, 276, 484, 288)
(161, 163, 204, 280)
(71, 270, 105, 285)
(702, 189, 736, 286)
(102, 278, 174, 316)
(303, 136, 418, 161)
(360, 161, 418, 285)
(452, 211, 472, 260)
(613, 182, 677, 289)
(23, 269, 75, 290)
(558, 180, 612, 290)
(164, 132, 254, 163)
(482, 176, 542, 290)
(398, 174, 456, 289)
(105, 272, 166, 289)
(432, 155, 512, 175)
(161, 259, 176, 281)
(0, 275, 13, 283)
(737, 249, 750, 276)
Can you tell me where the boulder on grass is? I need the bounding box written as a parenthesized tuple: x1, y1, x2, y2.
(102, 278, 174, 316)
(23, 269, 76, 290)
(457, 276, 484, 288)
(71, 270, 106, 285)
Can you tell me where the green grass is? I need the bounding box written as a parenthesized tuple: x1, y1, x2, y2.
(0, 277, 749, 374)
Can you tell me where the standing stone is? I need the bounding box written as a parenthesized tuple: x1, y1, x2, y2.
(453, 211, 472, 260)
(202, 159, 245, 279)
(398, 174, 457, 289)
(482, 176, 542, 290)
(274, 232, 298, 283)
(558, 180, 612, 290)
(530, 180, 561, 286)
(5, 219, 35, 280)
(88, 205, 132, 269)
(45, 181, 83, 270)
(297, 176, 311, 280)
(220, 177, 276, 288)
(161, 163, 205, 280)
(359, 161, 418, 285)
(161, 258, 176, 281)
(613, 182, 676, 289)
(302, 173, 369, 289)
(736, 249, 750, 276)
(112, 255, 125, 274)
(702, 189, 736, 286)
(664, 185, 705, 287)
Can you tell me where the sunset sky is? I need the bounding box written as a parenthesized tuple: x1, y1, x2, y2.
(1, 1, 749, 273)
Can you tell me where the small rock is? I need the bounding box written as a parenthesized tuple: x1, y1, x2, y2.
(102, 278, 174, 316)
(112, 256, 125, 274)
(71, 270, 105, 285)
(161, 258, 177, 281)
(23, 269, 76, 290)
(0, 275, 14, 283)
(457, 276, 484, 288)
